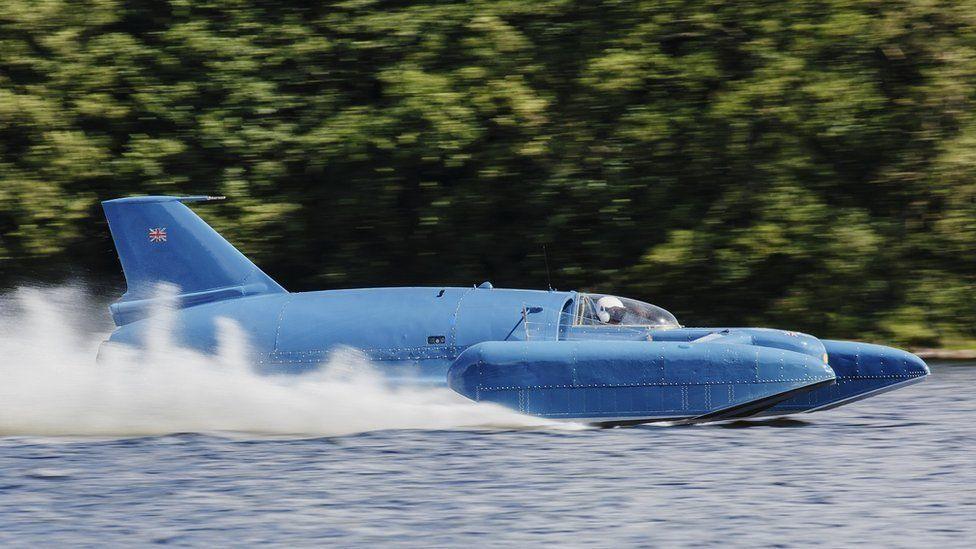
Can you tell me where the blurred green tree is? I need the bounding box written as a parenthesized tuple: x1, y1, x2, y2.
(1, 0, 974, 347)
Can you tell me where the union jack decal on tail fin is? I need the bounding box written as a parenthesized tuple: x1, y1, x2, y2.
(148, 228, 167, 243)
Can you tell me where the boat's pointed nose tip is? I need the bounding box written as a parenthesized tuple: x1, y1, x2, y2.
(908, 351, 931, 377)
(890, 347, 930, 378)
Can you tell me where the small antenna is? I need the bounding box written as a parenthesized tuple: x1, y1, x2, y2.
(543, 244, 553, 291)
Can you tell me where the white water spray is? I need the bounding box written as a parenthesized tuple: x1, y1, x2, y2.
(0, 286, 570, 437)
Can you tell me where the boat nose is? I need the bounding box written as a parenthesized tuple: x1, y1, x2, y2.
(904, 350, 930, 377)
(876, 345, 930, 379)
(821, 339, 930, 382)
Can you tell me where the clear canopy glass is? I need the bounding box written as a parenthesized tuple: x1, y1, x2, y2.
(576, 293, 680, 328)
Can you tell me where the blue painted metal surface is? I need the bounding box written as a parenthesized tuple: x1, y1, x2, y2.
(102, 196, 284, 325)
(447, 341, 834, 422)
(766, 339, 930, 415)
(100, 196, 930, 425)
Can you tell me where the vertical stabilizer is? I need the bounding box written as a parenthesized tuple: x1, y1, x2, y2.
(102, 195, 285, 325)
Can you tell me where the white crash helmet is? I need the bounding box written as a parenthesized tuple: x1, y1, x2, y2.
(596, 296, 626, 324)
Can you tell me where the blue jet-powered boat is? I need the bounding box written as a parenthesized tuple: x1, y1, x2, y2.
(99, 196, 929, 425)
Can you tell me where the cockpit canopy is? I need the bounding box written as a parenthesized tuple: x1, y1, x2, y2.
(576, 293, 680, 328)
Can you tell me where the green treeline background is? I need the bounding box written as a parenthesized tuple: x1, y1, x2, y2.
(1, 0, 975, 347)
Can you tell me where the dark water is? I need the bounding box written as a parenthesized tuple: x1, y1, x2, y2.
(1, 363, 973, 547)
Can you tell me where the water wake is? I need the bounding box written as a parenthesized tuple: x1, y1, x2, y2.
(0, 287, 568, 438)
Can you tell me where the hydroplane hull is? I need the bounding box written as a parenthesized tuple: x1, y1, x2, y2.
(99, 196, 928, 425)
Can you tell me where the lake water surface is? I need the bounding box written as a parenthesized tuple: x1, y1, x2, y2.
(1, 361, 972, 547)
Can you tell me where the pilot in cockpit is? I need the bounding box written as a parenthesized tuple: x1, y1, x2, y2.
(577, 293, 680, 328)
(596, 296, 628, 325)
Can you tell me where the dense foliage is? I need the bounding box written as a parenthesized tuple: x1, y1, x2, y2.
(1, 0, 975, 346)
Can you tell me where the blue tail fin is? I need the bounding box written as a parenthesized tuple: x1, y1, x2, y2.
(102, 195, 286, 326)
